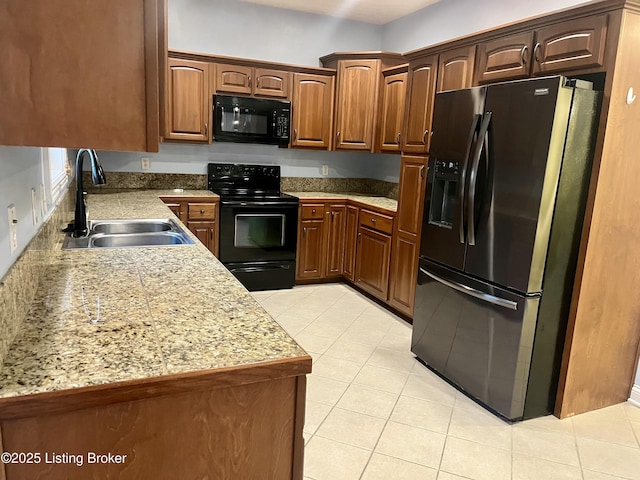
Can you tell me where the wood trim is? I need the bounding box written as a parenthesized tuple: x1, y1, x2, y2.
(157, 0, 168, 144)
(297, 198, 396, 217)
(0, 356, 311, 421)
(158, 195, 219, 203)
(319, 51, 405, 69)
(405, 0, 629, 60)
(382, 63, 410, 75)
(292, 376, 307, 480)
(169, 49, 336, 76)
(143, 0, 161, 153)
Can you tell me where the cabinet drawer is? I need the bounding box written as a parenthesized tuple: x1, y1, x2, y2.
(188, 202, 216, 220)
(301, 204, 325, 220)
(359, 209, 393, 235)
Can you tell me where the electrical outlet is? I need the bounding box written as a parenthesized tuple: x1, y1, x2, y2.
(31, 188, 38, 225)
(141, 157, 151, 170)
(322, 164, 329, 176)
(8, 205, 17, 254)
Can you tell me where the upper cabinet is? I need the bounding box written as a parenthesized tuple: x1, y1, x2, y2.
(436, 45, 476, 92)
(291, 73, 335, 149)
(165, 59, 211, 142)
(377, 67, 408, 153)
(401, 55, 439, 155)
(475, 14, 608, 83)
(333, 59, 381, 151)
(0, 0, 164, 152)
(214, 63, 291, 99)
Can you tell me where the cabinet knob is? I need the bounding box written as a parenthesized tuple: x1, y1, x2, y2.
(371, 218, 376, 223)
(200, 209, 205, 214)
(520, 45, 528, 65)
(312, 209, 316, 214)
(533, 43, 541, 63)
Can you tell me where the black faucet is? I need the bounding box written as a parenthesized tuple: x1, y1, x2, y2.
(71, 149, 106, 237)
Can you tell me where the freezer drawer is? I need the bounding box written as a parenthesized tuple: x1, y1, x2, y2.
(411, 259, 540, 420)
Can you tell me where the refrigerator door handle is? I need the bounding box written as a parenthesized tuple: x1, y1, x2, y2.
(419, 266, 518, 311)
(467, 111, 492, 246)
(459, 113, 482, 244)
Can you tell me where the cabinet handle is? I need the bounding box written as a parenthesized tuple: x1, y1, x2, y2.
(533, 43, 541, 63)
(336, 131, 341, 143)
(256, 77, 260, 89)
(293, 128, 297, 141)
(303, 227, 307, 237)
(312, 208, 316, 214)
(396, 133, 401, 145)
(248, 76, 252, 89)
(420, 165, 425, 178)
(371, 218, 376, 223)
(520, 45, 528, 65)
(358, 232, 361, 242)
(423, 130, 429, 145)
(204, 123, 208, 135)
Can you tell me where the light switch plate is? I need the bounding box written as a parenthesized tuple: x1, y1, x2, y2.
(141, 157, 150, 170)
(39, 183, 46, 217)
(322, 164, 329, 176)
(8, 204, 17, 254)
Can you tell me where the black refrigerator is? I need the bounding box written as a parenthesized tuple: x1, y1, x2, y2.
(411, 76, 600, 421)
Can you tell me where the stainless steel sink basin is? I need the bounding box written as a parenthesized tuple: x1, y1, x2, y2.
(63, 218, 195, 249)
(90, 232, 193, 248)
(91, 219, 174, 235)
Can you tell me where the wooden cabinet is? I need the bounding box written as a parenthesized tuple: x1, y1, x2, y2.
(214, 63, 291, 99)
(333, 59, 381, 151)
(0, 0, 163, 152)
(437, 45, 476, 92)
(475, 14, 609, 83)
(296, 204, 326, 280)
(326, 205, 347, 277)
(160, 197, 219, 257)
(343, 205, 359, 282)
(291, 73, 335, 149)
(378, 67, 408, 153)
(402, 56, 439, 155)
(165, 59, 211, 142)
(389, 156, 428, 316)
(355, 209, 394, 301)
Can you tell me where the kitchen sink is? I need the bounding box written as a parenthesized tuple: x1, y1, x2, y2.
(63, 218, 195, 249)
(91, 219, 174, 235)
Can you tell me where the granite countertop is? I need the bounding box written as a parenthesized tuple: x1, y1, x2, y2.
(287, 192, 398, 212)
(0, 190, 307, 400)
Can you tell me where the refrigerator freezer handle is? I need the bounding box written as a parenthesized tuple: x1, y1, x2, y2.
(467, 111, 492, 246)
(419, 266, 518, 311)
(459, 113, 483, 244)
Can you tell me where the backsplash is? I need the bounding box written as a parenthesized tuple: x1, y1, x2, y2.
(0, 188, 74, 368)
(84, 172, 399, 200)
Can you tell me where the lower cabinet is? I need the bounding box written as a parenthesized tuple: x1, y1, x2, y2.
(160, 197, 219, 257)
(343, 205, 359, 281)
(355, 209, 393, 301)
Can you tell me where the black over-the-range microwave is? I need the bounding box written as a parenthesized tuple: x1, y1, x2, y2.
(212, 94, 291, 146)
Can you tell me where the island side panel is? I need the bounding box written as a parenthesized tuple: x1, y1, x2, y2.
(1, 376, 303, 479)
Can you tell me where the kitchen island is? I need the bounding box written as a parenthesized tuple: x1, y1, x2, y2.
(0, 190, 311, 479)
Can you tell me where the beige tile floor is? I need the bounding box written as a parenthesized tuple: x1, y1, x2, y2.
(252, 283, 640, 480)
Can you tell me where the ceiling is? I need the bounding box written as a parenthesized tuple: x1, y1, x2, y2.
(237, 0, 442, 25)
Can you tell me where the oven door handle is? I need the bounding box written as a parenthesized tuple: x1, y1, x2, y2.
(228, 265, 292, 273)
(221, 201, 299, 207)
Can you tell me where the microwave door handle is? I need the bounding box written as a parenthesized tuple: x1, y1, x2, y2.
(467, 111, 492, 246)
(458, 113, 482, 244)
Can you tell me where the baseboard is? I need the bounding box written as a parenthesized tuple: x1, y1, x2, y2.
(629, 385, 640, 408)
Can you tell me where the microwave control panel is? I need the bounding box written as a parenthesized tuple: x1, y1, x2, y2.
(275, 111, 290, 138)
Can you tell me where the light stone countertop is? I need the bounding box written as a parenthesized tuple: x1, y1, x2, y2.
(287, 192, 398, 212)
(0, 190, 307, 399)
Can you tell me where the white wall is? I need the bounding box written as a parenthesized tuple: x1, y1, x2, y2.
(382, 0, 590, 53)
(168, 0, 382, 66)
(96, 143, 401, 183)
(0, 147, 51, 280)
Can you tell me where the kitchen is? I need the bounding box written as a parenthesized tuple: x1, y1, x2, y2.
(1, 0, 640, 478)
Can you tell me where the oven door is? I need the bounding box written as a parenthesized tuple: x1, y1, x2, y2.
(219, 200, 298, 263)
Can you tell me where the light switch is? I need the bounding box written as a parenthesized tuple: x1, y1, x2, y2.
(8, 204, 17, 254)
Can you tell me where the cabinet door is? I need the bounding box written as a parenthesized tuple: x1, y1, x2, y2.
(437, 45, 476, 92)
(326, 205, 347, 277)
(402, 56, 438, 155)
(533, 14, 608, 75)
(297, 219, 325, 280)
(292, 74, 335, 149)
(166, 59, 210, 142)
(215, 63, 253, 95)
(396, 156, 428, 237)
(389, 235, 419, 316)
(334, 59, 381, 151)
(0, 0, 161, 152)
(343, 206, 359, 282)
(475, 31, 535, 84)
(378, 72, 408, 153)
(254, 68, 291, 99)
(188, 221, 216, 254)
(355, 227, 392, 301)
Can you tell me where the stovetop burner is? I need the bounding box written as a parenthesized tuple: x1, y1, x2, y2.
(208, 163, 297, 204)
